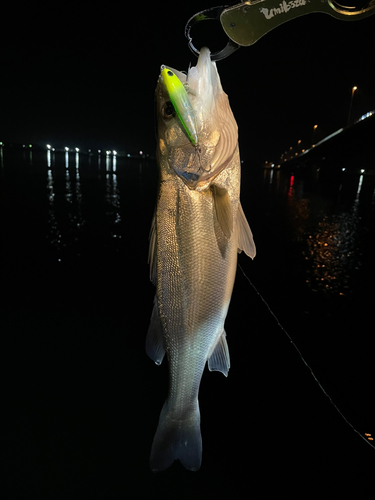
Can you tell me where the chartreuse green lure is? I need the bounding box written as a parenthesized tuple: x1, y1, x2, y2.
(161, 66, 198, 147)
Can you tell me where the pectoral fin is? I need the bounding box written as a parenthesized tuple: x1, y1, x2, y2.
(148, 209, 157, 285)
(146, 297, 165, 365)
(212, 185, 233, 239)
(208, 330, 230, 377)
(237, 202, 256, 259)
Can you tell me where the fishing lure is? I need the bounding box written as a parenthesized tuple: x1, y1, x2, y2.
(161, 66, 198, 147)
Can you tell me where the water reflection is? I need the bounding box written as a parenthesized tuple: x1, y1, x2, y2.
(265, 165, 374, 298)
(107, 172, 121, 239)
(263, 166, 282, 190)
(4, 147, 372, 297)
(41, 149, 126, 261)
(44, 149, 85, 260)
(356, 171, 364, 196)
(106, 153, 111, 172)
(269, 168, 274, 184)
(22, 146, 33, 165)
(105, 154, 121, 240)
(304, 214, 360, 296)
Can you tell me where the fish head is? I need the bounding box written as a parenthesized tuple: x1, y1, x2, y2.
(155, 47, 238, 190)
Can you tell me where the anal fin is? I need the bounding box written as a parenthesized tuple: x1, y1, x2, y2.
(146, 297, 165, 365)
(208, 330, 230, 377)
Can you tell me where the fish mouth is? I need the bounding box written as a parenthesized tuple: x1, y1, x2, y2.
(157, 47, 238, 190)
(168, 131, 237, 191)
(168, 142, 217, 190)
(170, 47, 238, 189)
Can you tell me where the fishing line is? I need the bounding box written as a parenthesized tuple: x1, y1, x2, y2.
(237, 262, 375, 450)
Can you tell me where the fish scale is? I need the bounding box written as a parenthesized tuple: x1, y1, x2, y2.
(153, 157, 238, 458)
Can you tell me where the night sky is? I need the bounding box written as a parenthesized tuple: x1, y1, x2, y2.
(2, 1, 375, 163)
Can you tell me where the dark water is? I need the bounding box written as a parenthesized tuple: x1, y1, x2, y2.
(2, 147, 374, 497)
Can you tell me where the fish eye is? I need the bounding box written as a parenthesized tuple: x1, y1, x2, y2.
(162, 101, 175, 119)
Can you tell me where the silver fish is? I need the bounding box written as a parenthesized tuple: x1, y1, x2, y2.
(147, 47, 256, 471)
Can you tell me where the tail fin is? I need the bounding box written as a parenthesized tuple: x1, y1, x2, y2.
(150, 400, 202, 472)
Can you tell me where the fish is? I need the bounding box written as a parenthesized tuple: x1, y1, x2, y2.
(146, 47, 256, 472)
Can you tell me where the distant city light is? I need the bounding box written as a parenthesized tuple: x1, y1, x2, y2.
(98, 149, 101, 153)
(29, 144, 32, 148)
(361, 169, 365, 174)
(75, 147, 79, 152)
(106, 150, 111, 155)
(139, 150, 143, 155)
(347, 87, 358, 126)
(65, 147, 69, 152)
(359, 111, 374, 121)
(47, 144, 52, 149)
(113, 150, 117, 156)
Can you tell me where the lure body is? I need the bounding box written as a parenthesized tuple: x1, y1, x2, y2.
(161, 66, 198, 146)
